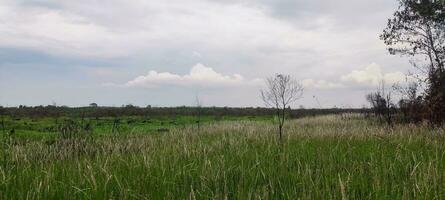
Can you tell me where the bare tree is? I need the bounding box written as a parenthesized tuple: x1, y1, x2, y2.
(261, 74, 303, 142)
(0, 106, 5, 136)
(195, 95, 203, 131)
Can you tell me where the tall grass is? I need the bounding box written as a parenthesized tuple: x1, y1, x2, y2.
(1, 115, 445, 199)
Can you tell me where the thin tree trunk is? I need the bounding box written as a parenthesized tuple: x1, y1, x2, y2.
(1, 114, 6, 169)
(1, 115, 5, 135)
(275, 108, 281, 142)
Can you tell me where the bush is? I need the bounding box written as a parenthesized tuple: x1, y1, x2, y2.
(57, 119, 93, 139)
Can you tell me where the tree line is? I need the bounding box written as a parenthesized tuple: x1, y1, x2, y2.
(0, 105, 363, 119)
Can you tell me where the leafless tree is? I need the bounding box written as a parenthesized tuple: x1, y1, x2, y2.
(195, 95, 203, 131)
(261, 74, 303, 142)
(0, 107, 5, 135)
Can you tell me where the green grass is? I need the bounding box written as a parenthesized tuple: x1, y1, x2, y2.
(1, 115, 271, 140)
(1, 115, 445, 199)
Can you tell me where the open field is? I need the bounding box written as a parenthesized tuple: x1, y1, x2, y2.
(1, 115, 445, 199)
(0, 114, 271, 141)
(2, 0, 444, 199)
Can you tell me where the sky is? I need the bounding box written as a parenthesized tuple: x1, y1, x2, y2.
(0, 0, 414, 108)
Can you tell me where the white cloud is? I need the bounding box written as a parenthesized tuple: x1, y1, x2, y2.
(301, 63, 410, 90)
(340, 63, 407, 86)
(302, 79, 344, 89)
(88, 68, 120, 78)
(123, 63, 262, 88)
(192, 51, 202, 58)
(0, 0, 381, 61)
(0, 4, 124, 58)
(0, 0, 317, 58)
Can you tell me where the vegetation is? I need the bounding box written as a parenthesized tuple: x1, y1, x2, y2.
(261, 74, 304, 142)
(0, 115, 444, 199)
(1, 0, 443, 199)
(380, 0, 445, 125)
(366, 82, 397, 126)
(0, 114, 271, 141)
(0, 105, 364, 120)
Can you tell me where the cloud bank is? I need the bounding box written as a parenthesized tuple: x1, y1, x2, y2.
(302, 63, 408, 90)
(341, 63, 407, 86)
(123, 63, 262, 88)
(120, 62, 407, 91)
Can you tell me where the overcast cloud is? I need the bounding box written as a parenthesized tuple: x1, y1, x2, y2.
(0, 0, 412, 108)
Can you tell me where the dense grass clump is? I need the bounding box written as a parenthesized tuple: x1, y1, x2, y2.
(1, 115, 445, 199)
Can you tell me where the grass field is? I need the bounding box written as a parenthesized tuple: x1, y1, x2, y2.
(1, 115, 445, 199)
(0, 115, 271, 140)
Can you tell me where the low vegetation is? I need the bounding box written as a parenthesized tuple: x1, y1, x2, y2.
(1, 115, 445, 199)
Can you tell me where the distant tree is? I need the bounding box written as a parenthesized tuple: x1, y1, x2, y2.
(0, 106, 5, 135)
(261, 74, 303, 142)
(381, 0, 445, 124)
(366, 81, 396, 126)
(125, 104, 135, 108)
(195, 95, 203, 131)
(393, 82, 424, 123)
(366, 91, 387, 121)
(89, 103, 98, 107)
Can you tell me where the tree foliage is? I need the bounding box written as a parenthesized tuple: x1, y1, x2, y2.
(381, 0, 445, 125)
(366, 82, 396, 126)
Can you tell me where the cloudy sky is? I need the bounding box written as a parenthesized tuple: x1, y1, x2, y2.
(0, 0, 413, 108)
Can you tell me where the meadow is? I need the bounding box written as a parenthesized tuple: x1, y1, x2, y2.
(1, 114, 445, 199)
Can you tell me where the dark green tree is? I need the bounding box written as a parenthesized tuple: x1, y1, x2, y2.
(381, 0, 445, 125)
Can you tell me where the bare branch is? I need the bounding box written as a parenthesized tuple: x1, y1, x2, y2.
(260, 74, 304, 142)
